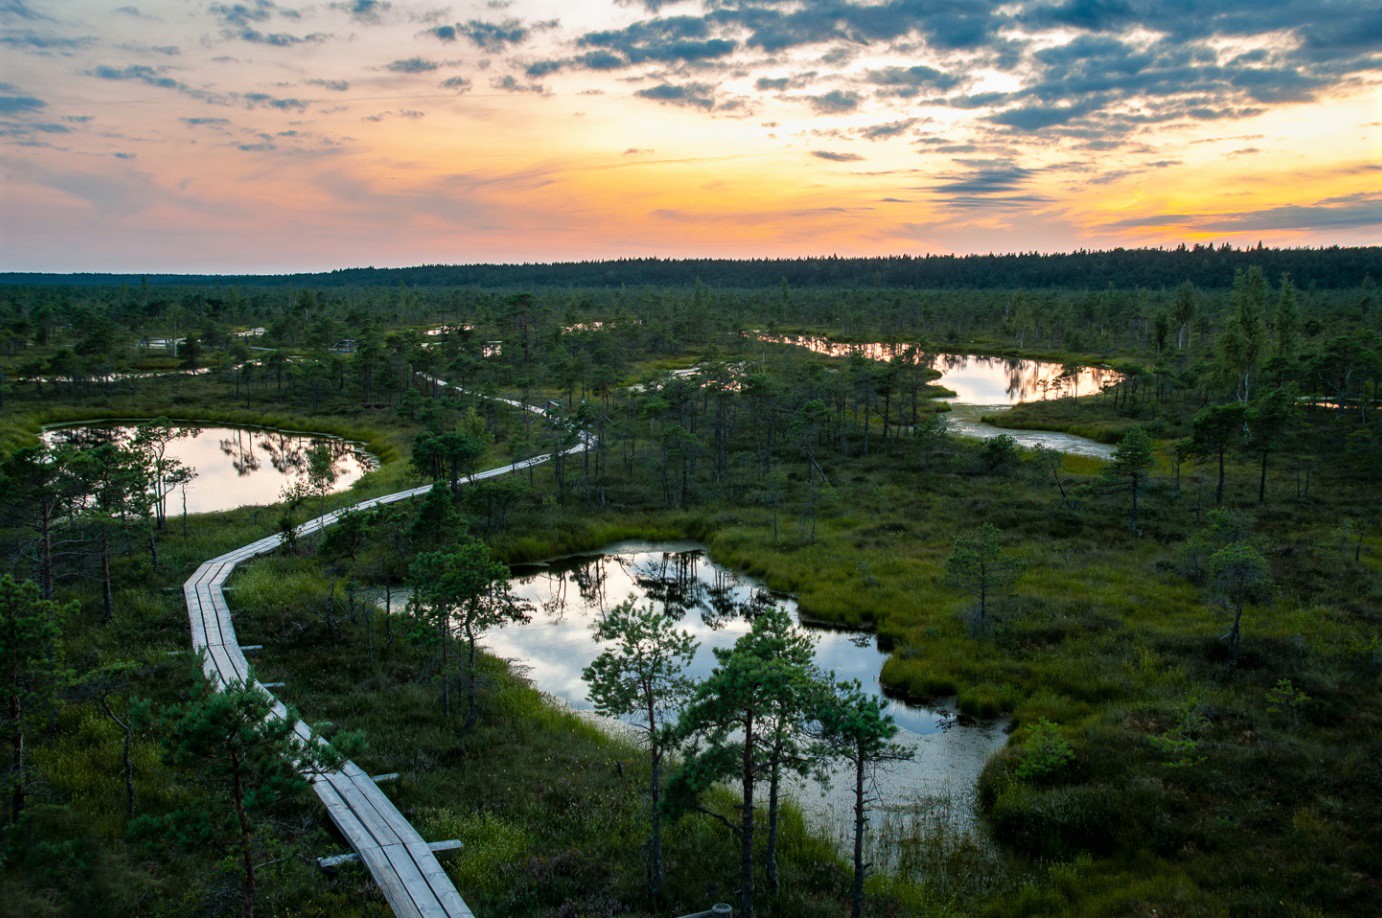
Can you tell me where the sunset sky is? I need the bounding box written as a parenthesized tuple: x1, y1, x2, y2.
(1, 0, 1378, 273)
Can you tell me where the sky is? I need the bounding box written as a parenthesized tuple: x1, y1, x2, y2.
(0, 0, 1378, 273)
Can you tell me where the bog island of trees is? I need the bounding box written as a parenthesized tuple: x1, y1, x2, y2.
(0, 247, 1378, 917)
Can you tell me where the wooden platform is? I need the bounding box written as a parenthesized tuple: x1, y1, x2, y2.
(182, 382, 588, 916)
(184, 486, 476, 917)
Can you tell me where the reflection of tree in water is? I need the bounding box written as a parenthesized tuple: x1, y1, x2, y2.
(570, 555, 608, 611)
(47, 426, 122, 449)
(223, 430, 366, 480)
(760, 336, 1123, 402)
(531, 570, 568, 623)
(219, 429, 262, 476)
(630, 550, 707, 620)
(511, 567, 572, 623)
(702, 566, 741, 629)
(618, 548, 784, 630)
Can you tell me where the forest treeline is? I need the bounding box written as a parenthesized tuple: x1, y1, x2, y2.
(4, 244, 1380, 291)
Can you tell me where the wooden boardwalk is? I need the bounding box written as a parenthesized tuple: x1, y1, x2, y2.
(182, 385, 587, 917)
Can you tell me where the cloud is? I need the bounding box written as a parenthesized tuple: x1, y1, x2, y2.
(858, 118, 917, 140)
(924, 159, 1052, 209)
(0, 33, 96, 51)
(210, 0, 326, 45)
(812, 150, 864, 162)
(933, 161, 1038, 195)
(386, 57, 440, 74)
(712, 0, 1001, 54)
(240, 92, 308, 111)
(440, 76, 471, 92)
(18, 159, 161, 219)
(636, 82, 715, 110)
(1025, 0, 1135, 32)
(428, 24, 457, 41)
(574, 16, 736, 68)
(89, 64, 188, 91)
(491, 75, 545, 94)
(0, 0, 52, 22)
(755, 71, 816, 92)
(365, 109, 426, 122)
(865, 65, 961, 97)
(234, 28, 328, 45)
(0, 92, 45, 113)
(1109, 193, 1382, 233)
(307, 78, 350, 91)
(116, 42, 180, 56)
(806, 89, 860, 114)
(525, 59, 564, 78)
(209, 1, 276, 28)
(459, 19, 529, 50)
(113, 5, 158, 19)
(330, 0, 390, 24)
(182, 116, 231, 127)
(990, 100, 1099, 130)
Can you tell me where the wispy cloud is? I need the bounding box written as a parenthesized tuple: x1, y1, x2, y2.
(1109, 193, 1382, 232)
(636, 82, 716, 110)
(812, 150, 863, 162)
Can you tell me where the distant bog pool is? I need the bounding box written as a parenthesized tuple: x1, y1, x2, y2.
(42, 424, 376, 514)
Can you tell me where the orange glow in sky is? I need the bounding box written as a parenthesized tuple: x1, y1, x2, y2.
(0, 0, 1377, 272)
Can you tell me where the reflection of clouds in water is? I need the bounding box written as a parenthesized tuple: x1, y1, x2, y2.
(497, 542, 1009, 838)
(504, 543, 954, 737)
(42, 425, 375, 514)
(759, 335, 1120, 405)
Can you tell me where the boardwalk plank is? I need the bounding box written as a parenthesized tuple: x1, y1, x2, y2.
(181, 416, 556, 914)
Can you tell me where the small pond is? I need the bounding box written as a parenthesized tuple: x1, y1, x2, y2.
(487, 541, 1009, 836)
(760, 335, 1119, 456)
(42, 424, 376, 514)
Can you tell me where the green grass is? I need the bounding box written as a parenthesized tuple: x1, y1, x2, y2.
(988, 391, 1196, 444)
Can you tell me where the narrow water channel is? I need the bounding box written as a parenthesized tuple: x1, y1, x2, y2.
(487, 541, 1009, 839)
(759, 334, 1120, 456)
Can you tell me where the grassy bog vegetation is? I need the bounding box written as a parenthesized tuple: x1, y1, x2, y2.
(0, 252, 1378, 916)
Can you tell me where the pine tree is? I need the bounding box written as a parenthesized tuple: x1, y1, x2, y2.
(581, 600, 697, 901)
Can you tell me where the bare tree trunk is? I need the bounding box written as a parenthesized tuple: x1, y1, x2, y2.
(8, 694, 23, 824)
(39, 510, 54, 600)
(852, 755, 866, 918)
(766, 759, 781, 896)
(101, 536, 114, 623)
(440, 615, 452, 718)
(99, 698, 135, 820)
(463, 620, 478, 732)
(1228, 604, 1243, 665)
(648, 743, 664, 900)
(1216, 447, 1226, 504)
(740, 713, 756, 918)
(230, 749, 255, 918)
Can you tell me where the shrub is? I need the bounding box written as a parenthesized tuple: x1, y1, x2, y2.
(1015, 719, 1075, 780)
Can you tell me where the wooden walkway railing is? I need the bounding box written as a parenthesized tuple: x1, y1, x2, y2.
(183, 383, 586, 916)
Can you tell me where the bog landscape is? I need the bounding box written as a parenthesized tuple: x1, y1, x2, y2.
(1, 1, 1379, 917)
